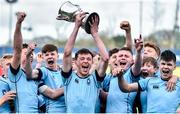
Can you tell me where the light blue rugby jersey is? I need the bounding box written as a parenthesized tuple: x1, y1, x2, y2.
(8, 65, 39, 113)
(106, 68, 139, 113)
(139, 77, 152, 113)
(62, 69, 102, 113)
(139, 71, 161, 113)
(102, 73, 113, 92)
(94, 73, 113, 113)
(38, 94, 45, 108)
(139, 77, 180, 113)
(0, 76, 11, 113)
(140, 89, 147, 113)
(39, 67, 66, 113)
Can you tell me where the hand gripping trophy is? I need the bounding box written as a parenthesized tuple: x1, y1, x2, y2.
(56, 1, 99, 34)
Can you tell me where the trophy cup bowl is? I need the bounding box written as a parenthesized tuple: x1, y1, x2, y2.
(56, 1, 100, 34)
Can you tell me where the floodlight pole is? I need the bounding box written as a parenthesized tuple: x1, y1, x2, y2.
(8, 3, 12, 46)
(5, 0, 18, 46)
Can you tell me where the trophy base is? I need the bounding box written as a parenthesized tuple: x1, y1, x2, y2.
(82, 12, 99, 34)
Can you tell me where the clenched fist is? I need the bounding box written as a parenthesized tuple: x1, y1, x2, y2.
(120, 21, 131, 32)
(16, 12, 26, 24)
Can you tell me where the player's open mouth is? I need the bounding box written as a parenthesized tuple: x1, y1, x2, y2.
(142, 71, 149, 77)
(162, 70, 170, 74)
(48, 60, 54, 65)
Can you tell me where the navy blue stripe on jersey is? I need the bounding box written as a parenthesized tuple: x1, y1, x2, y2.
(61, 68, 72, 78)
(36, 68, 43, 81)
(95, 70, 105, 82)
(138, 82, 142, 91)
(38, 82, 45, 88)
(10, 64, 20, 75)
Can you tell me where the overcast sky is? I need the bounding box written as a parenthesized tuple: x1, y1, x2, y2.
(0, 0, 178, 45)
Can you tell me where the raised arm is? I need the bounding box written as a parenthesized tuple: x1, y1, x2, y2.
(62, 12, 86, 72)
(120, 21, 132, 50)
(131, 34, 143, 77)
(25, 43, 36, 79)
(11, 12, 26, 69)
(89, 16, 109, 77)
(115, 69, 139, 92)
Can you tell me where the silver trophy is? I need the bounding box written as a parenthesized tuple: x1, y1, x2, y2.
(56, 1, 99, 34)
